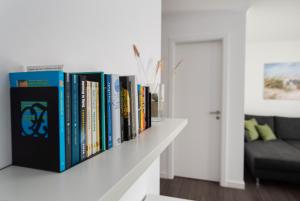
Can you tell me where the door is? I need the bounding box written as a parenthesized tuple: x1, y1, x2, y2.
(173, 40, 222, 182)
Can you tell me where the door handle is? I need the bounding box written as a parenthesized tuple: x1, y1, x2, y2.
(209, 111, 221, 115)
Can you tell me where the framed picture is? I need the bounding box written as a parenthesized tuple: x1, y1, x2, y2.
(264, 62, 300, 100)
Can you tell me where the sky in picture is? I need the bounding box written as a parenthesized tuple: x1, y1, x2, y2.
(264, 62, 300, 78)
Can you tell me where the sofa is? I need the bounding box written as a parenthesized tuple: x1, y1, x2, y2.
(244, 115, 300, 184)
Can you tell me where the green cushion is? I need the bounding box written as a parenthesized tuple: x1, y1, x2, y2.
(256, 124, 277, 141)
(245, 119, 259, 141)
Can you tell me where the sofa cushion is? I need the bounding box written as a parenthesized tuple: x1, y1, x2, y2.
(285, 140, 300, 150)
(275, 117, 300, 140)
(245, 115, 275, 131)
(245, 119, 259, 141)
(245, 140, 300, 172)
(255, 124, 277, 141)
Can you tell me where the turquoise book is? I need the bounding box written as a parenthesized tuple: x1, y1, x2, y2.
(9, 71, 66, 172)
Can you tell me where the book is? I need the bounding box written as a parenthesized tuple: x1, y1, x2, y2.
(119, 76, 131, 141)
(148, 92, 152, 128)
(128, 76, 137, 139)
(100, 73, 106, 151)
(86, 81, 92, 157)
(137, 84, 141, 134)
(91, 82, 98, 154)
(140, 86, 145, 132)
(145, 86, 149, 129)
(111, 75, 121, 146)
(64, 73, 72, 169)
(26, 65, 64, 72)
(9, 71, 66, 172)
(71, 74, 80, 165)
(78, 75, 87, 160)
(105, 74, 113, 149)
(78, 72, 105, 151)
(95, 83, 100, 152)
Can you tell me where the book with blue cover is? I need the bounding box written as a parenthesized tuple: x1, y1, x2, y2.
(105, 74, 113, 149)
(9, 71, 66, 172)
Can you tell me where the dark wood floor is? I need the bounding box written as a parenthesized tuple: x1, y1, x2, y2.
(160, 173, 300, 201)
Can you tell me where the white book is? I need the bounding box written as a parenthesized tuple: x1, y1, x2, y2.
(86, 81, 92, 157)
(25, 64, 64, 72)
(128, 75, 138, 138)
(91, 82, 97, 155)
(111, 75, 122, 146)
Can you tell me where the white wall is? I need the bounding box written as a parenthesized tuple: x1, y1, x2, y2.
(0, 0, 161, 169)
(161, 11, 246, 188)
(245, 41, 300, 117)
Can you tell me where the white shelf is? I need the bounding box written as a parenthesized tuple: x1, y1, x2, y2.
(0, 118, 187, 201)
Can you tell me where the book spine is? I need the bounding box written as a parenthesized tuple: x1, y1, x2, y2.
(140, 86, 145, 132)
(80, 78, 86, 160)
(58, 72, 66, 171)
(71, 74, 80, 165)
(145, 86, 149, 129)
(86, 81, 92, 157)
(100, 73, 106, 151)
(127, 79, 131, 140)
(119, 79, 125, 143)
(91, 82, 97, 155)
(120, 77, 131, 141)
(106, 75, 113, 149)
(137, 84, 141, 134)
(149, 92, 152, 128)
(111, 75, 121, 146)
(64, 73, 72, 169)
(129, 76, 137, 138)
(95, 82, 100, 152)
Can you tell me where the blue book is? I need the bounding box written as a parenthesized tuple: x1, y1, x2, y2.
(137, 84, 141, 133)
(71, 74, 80, 165)
(9, 71, 66, 172)
(105, 74, 113, 149)
(100, 73, 106, 151)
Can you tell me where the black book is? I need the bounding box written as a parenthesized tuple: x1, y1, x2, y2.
(148, 92, 152, 128)
(119, 76, 131, 141)
(145, 86, 149, 129)
(10, 87, 62, 172)
(64, 73, 72, 168)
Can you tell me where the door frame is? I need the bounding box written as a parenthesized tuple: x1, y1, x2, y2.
(165, 34, 230, 187)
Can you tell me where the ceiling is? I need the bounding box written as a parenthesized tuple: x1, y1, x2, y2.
(162, 0, 300, 42)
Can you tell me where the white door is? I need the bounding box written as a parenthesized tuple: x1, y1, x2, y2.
(173, 40, 222, 182)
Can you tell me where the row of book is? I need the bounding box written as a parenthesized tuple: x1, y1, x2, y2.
(9, 71, 152, 172)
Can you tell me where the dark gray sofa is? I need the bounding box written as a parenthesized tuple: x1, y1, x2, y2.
(245, 115, 300, 184)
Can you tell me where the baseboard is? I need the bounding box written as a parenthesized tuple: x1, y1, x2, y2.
(160, 171, 168, 179)
(221, 180, 245, 190)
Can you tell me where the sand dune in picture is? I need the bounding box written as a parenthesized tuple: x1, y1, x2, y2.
(264, 88, 300, 100)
